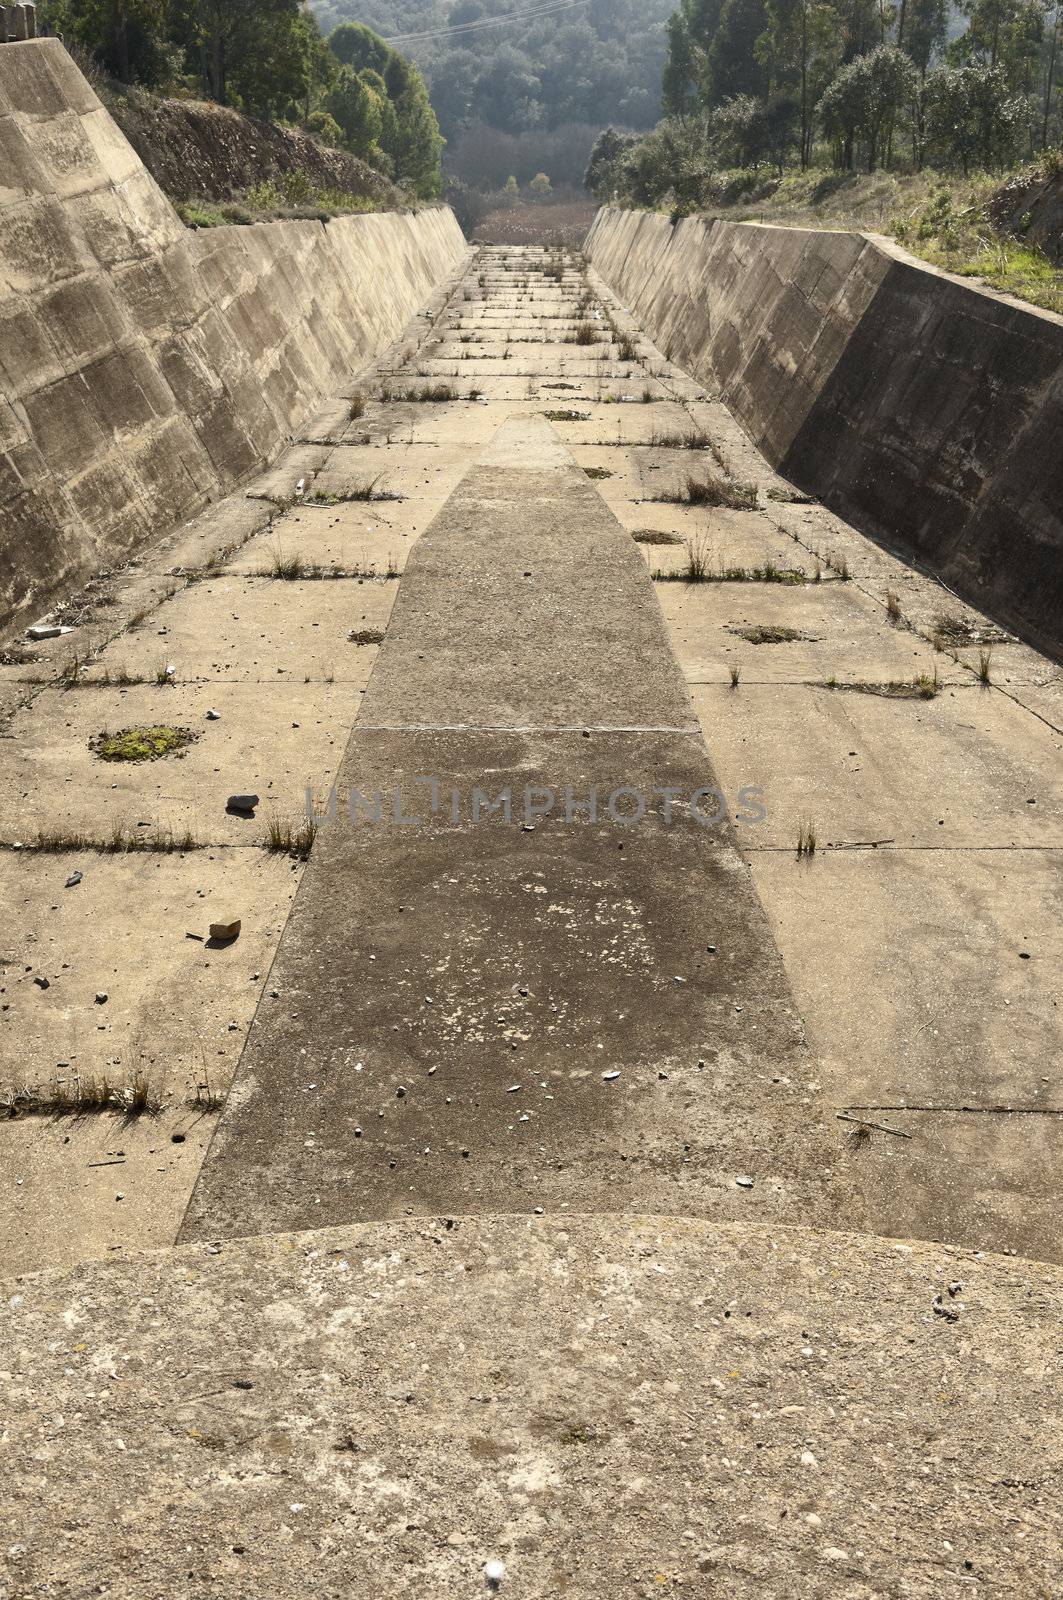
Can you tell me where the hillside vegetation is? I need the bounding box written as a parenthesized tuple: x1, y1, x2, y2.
(39, 0, 444, 199)
(583, 0, 1062, 312)
(309, 0, 677, 182)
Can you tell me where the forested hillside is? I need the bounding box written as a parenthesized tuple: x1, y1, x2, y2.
(36, 1, 444, 200)
(309, 0, 676, 152)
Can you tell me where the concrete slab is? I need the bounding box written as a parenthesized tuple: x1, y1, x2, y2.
(637, 526, 812, 579)
(229, 506, 411, 577)
(659, 579, 951, 684)
(749, 849, 1063, 1260)
(90, 576, 395, 685)
(690, 681, 1062, 847)
(0, 848, 302, 1272)
(0, 680, 355, 841)
(308, 440, 470, 505)
(3, 1215, 1061, 1596)
(358, 448, 697, 730)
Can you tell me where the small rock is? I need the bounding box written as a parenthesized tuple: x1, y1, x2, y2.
(602, 1070, 621, 1081)
(484, 1559, 506, 1590)
(735, 1174, 754, 1189)
(33, 976, 50, 990)
(226, 794, 259, 815)
(65, 871, 83, 889)
(206, 709, 221, 721)
(209, 917, 242, 942)
(801, 1450, 819, 1468)
(95, 992, 108, 1006)
(27, 624, 72, 641)
(820, 1548, 848, 1563)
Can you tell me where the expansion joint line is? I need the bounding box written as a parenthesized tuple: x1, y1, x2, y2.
(847, 1103, 1063, 1117)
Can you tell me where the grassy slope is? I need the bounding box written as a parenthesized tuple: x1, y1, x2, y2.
(701, 167, 1063, 318)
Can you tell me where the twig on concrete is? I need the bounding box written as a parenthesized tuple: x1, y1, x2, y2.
(837, 1113, 912, 1139)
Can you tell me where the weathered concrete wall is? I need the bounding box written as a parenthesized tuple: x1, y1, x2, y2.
(0, 39, 467, 632)
(586, 207, 1063, 659)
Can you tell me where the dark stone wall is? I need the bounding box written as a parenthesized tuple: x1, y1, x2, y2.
(587, 208, 1063, 660)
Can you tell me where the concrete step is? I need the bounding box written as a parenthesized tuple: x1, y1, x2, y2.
(4, 1213, 1060, 1595)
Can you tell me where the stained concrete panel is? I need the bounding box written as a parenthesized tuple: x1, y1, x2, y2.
(182, 421, 843, 1244)
(658, 578, 946, 685)
(690, 681, 1062, 847)
(0, 848, 303, 1273)
(0, 680, 358, 842)
(90, 576, 396, 685)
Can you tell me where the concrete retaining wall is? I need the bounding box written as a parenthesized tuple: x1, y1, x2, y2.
(0, 39, 467, 632)
(586, 206, 1063, 659)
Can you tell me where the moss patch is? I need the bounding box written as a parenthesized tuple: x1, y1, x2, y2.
(732, 625, 805, 645)
(91, 725, 197, 763)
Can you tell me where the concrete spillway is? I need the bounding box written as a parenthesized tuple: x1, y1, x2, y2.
(1, 41, 1062, 1596)
(2, 239, 1061, 1597)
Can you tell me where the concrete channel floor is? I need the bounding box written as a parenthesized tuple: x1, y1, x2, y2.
(1, 245, 1061, 1594)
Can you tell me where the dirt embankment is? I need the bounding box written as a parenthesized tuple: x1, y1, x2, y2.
(990, 162, 1063, 263)
(106, 89, 394, 206)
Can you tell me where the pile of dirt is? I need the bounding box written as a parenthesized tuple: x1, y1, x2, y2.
(989, 160, 1063, 264)
(107, 89, 395, 207)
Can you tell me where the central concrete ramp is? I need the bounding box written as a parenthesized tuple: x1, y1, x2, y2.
(182, 420, 838, 1240)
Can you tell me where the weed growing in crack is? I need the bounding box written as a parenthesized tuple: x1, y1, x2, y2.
(656, 473, 758, 511)
(650, 427, 713, 451)
(264, 815, 317, 860)
(796, 819, 817, 857)
(2, 1068, 159, 1118)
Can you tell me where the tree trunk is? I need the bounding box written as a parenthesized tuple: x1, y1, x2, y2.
(211, 29, 227, 105)
(1044, 10, 1059, 150)
(800, 2, 809, 169)
(115, 0, 130, 83)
